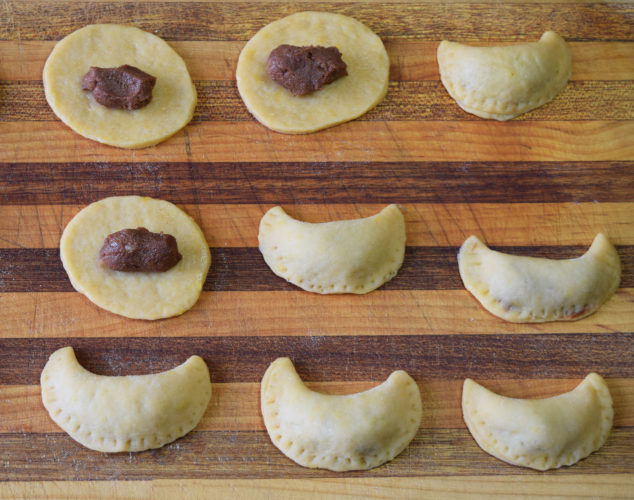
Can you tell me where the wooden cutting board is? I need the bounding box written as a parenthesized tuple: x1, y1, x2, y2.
(1, 0, 633, 498)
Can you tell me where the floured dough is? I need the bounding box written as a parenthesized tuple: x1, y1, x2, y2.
(462, 374, 613, 470)
(236, 11, 389, 133)
(41, 346, 211, 452)
(458, 234, 621, 322)
(60, 196, 211, 320)
(43, 24, 196, 148)
(261, 357, 422, 471)
(258, 204, 406, 294)
(437, 31, 571, 120)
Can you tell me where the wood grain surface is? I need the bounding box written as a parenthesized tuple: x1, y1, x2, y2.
(0, 0, 632, 498)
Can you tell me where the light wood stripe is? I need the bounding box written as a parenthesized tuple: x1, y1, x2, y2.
(1, 290, 632, 339)
(1, 378, 631, 433)
(1, 41, 633, 81)
(1, 203, 632, 249)
(2, 476, 633, 500)
(1, 121, 633, 163)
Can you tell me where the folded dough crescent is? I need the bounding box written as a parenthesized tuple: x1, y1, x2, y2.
(261, 357, 422, 471)
(437, 31, 571, 120)
(462, 374, 613, 470)
(258, 205, 406, 294)
(458, 233, 621, 322)
(41, 347, 211, 452)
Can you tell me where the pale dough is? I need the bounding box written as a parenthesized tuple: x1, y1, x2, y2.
(462, 374, 613, 470)
(258, 204, 406, 294)
(41, 346, 212, 452)
(43, 24, 196, 148)
(60, 196, 211, 320)
(261, 357, 422, 471)
(236, 11, 389, 134)
(457, 234, 621, 322)
(437, 31, 571, 120)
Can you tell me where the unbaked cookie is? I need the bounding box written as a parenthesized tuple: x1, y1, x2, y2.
(437, 31, 571, 120)
(60, 196, 211, 320)
(462, 374, 613, 470)
(236, 11, 389, 134)
(457, 234, 621, 322)
(43, 24, 196, 148)
(41, 346, 211, 452)
(261, 357, 422, 471)
(258, 204, 406, 294)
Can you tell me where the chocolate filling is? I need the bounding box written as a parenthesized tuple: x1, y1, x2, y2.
(99, 227, 182, 272)
(82, 65, 157, 110)
(266, 45, 348, 96)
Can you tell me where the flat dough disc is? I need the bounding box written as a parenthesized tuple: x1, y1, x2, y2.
(236, 11, 389, 134)
(60, 196, 211, 320)
(43, 24, 196, 148)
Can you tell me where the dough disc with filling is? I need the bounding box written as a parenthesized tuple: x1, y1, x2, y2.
(236, 11, 389, 134)
(60, 196, 211, 320)
(43, 24, 196, 148)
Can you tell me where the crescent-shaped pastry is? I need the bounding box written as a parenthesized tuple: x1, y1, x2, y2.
(261, 357, 422, 471)
(60, 196, 211, 320)
(258, 205, 406, 294)
(462, 374, 613, 470)
(437, 31, 571, 120)
(236, 11, 389, 134)
(458, 233, 621, 322)
(41, 347, 211, 452)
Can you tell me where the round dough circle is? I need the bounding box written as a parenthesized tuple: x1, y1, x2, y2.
(236, 12, 389, 134)
(60, 196, 211, 320)
(43, 24, 197, 149)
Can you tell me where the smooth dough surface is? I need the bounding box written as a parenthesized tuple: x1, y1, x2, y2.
(41, 347, 211, 452)
(258, 204, 405, 294)
(236, 11, 389, 133)
(437, 31, 571, 120)
(458, 233, 620, 322)
(43, 24, 196, 148)
(462, 374, 613, 470)
(261, 357, 422, 471)
(60, 196, 211, 320)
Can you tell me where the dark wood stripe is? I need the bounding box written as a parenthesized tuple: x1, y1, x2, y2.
(2, 2, 632, 42)
(1, 245, 632, 293)
(2, 333, 631, 386)
(1, 428, 631, 480)
(3, 81, 634, 123)
(2, 162, 633, 205)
